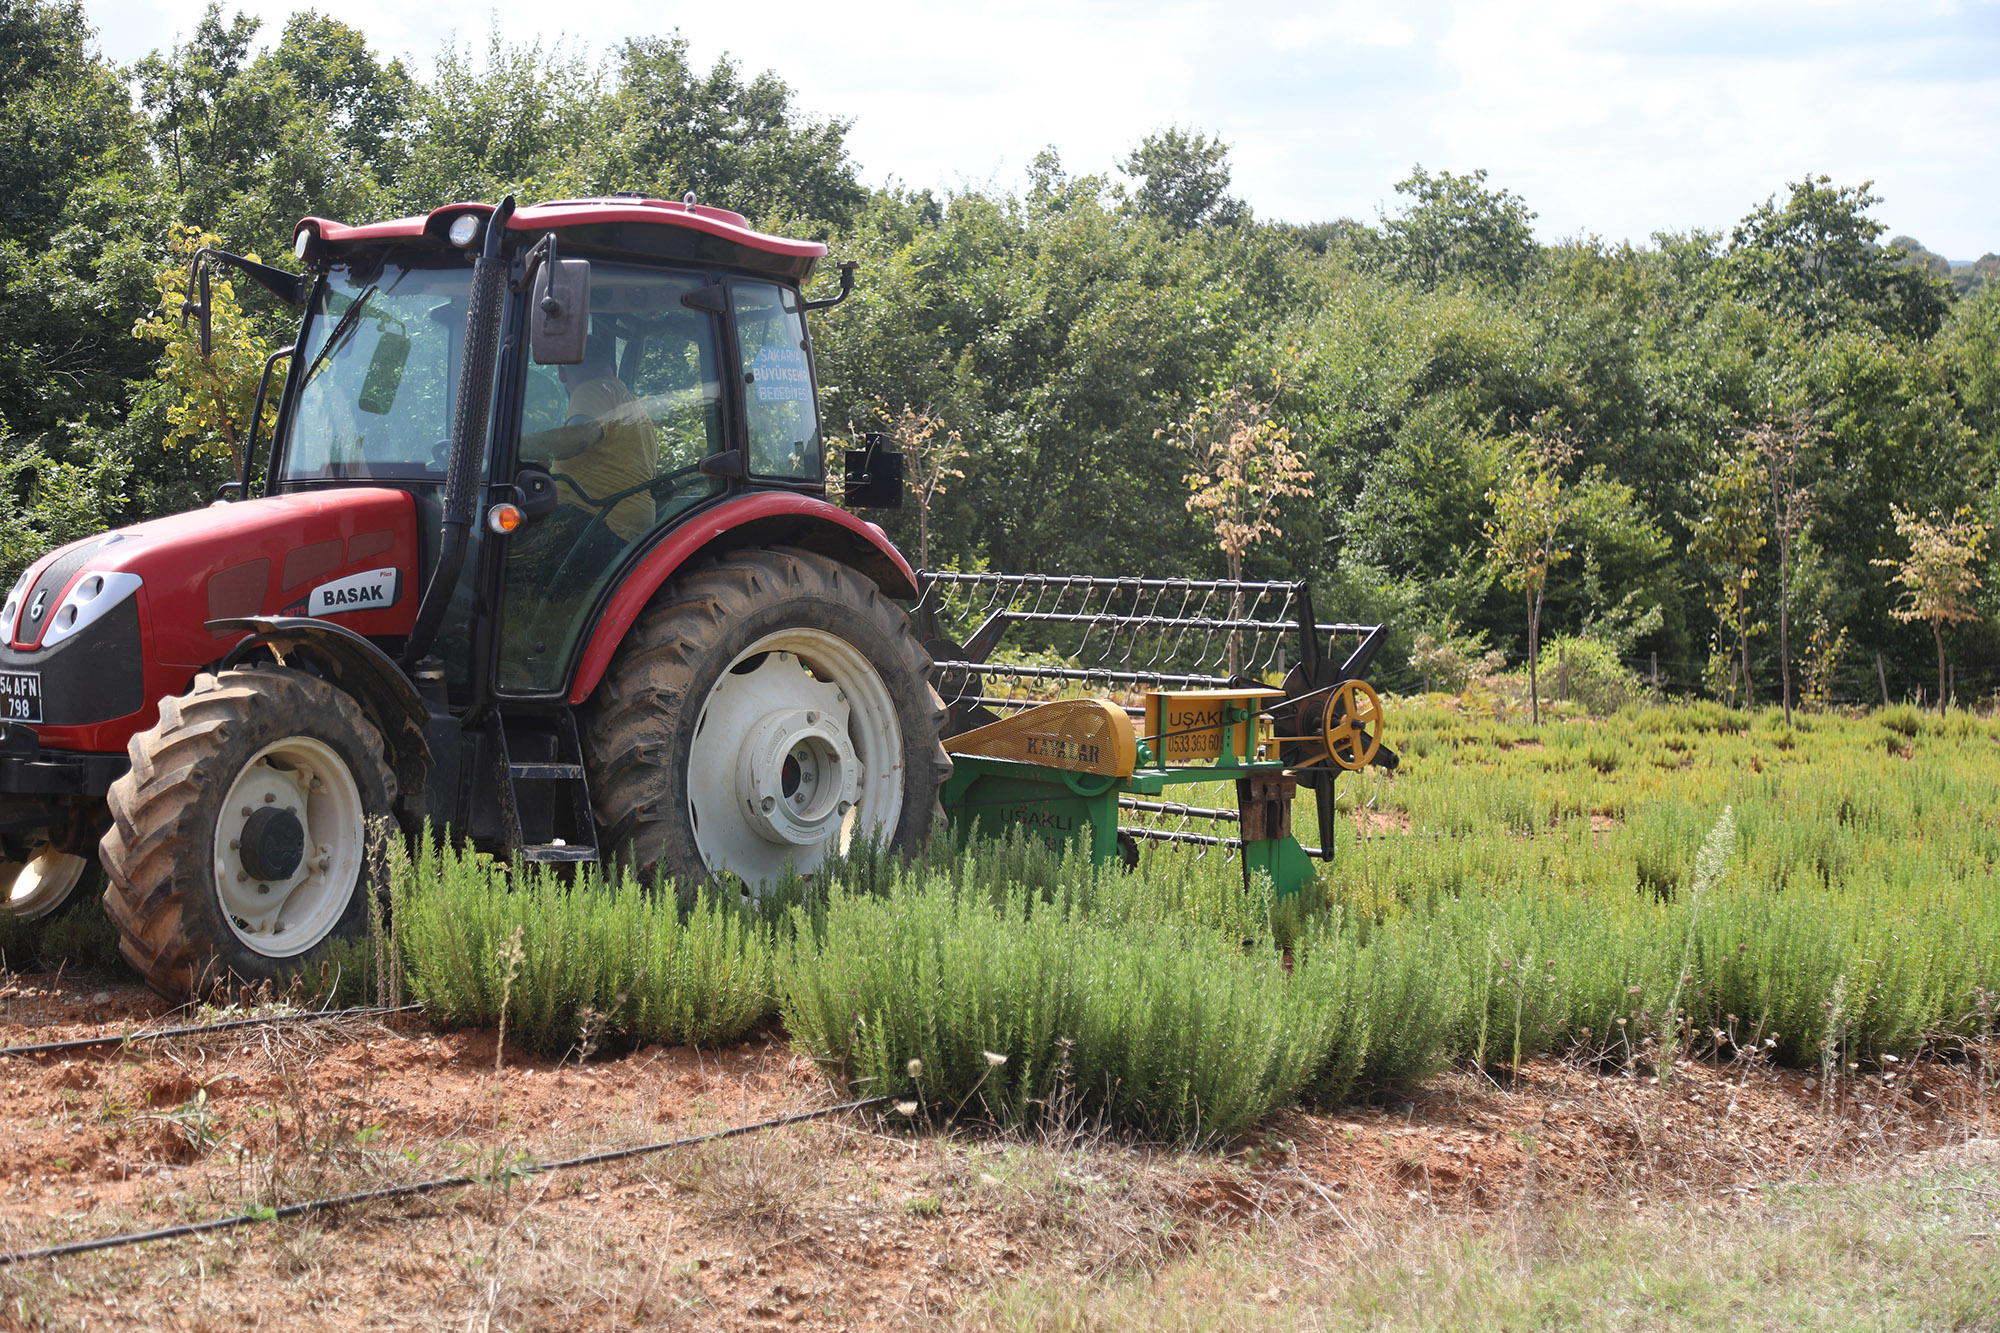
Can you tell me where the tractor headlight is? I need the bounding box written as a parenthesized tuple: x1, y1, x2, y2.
(38, 572, 142, 650)
(448, 214, 483, 249)
(0, 568, 31, 643)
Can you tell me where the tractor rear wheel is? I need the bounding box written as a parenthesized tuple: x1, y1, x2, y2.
(101, 667, 394, 997)
(585, 548, 949, 888)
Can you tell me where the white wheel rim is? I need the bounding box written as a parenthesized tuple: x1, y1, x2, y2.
(3, 848, 88, 922)
(688, 629, 905, 886)
(212, 736, 365, 957)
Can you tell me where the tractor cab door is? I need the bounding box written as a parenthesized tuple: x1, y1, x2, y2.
(496, 264, 727, 692)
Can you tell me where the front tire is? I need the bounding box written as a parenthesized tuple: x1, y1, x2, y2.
(585, 548, 949, 888)
(101, 667, 395, 997)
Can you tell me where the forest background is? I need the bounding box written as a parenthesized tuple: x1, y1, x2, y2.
(4, 0, 1999, 704)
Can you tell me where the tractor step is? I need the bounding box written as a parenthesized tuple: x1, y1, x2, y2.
(487, 711, 599, 863)
(510, 762, 585, 780)
(518, 843, 599, 863)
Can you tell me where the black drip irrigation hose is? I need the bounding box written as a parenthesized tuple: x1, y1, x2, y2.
(0, 1003, 425, 1059)
(0, 1093, 898, 1267)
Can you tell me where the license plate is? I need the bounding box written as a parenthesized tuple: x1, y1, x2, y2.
(0, 671, 42, 724)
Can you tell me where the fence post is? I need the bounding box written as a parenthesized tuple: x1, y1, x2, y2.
(1876, 653, 1889, 708)
(1557, 645, 1568, 704)
(1650, 651, 1660, 703)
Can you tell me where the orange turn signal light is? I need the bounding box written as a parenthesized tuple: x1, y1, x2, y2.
(486, 503, 525, 534)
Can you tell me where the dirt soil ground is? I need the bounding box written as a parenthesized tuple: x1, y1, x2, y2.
(0, 972, 1994, 1330)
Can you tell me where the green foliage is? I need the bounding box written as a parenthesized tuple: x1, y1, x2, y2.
(393, 834, 775, 1054)
(0, 436, 124, 584)
(1725, 176, 1952, 341)
(1381, 165, 1539, 291)
(778, 868, 1341, 1146)
(1119, 127, 1245, 232)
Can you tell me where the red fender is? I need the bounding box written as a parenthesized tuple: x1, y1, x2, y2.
(568, 493, 918, 705)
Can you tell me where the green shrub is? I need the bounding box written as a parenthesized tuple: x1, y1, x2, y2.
(779, 871, 1344, 1145)
(1878, 704, 1923, 737)
(395, 835, 775, 1054)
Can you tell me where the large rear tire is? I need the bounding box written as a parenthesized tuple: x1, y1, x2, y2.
(584, 548, 949, 888)
(100, 667, 395, 997)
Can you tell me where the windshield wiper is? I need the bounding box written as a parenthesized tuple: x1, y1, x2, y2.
(301, 284, 380, 386)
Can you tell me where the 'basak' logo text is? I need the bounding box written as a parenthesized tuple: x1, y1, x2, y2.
(307, 568, 401, 618)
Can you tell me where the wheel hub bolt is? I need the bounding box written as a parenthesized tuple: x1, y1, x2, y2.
(263, 793, 275, 803)
(256, 884, 269, 895)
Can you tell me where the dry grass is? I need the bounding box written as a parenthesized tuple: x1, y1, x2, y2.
(962, 1149, 2000, 1331)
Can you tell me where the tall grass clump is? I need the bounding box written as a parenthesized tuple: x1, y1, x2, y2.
(394, 833, 775, 1054)
(779, 868, 1346, 1145)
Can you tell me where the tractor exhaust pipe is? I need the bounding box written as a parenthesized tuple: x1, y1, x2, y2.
(403, 196, 515, 669)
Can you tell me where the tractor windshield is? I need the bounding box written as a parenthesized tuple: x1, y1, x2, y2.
(277, 259, 489, 482)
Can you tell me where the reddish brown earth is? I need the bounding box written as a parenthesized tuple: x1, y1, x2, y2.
(0, 972, 1993, 1330)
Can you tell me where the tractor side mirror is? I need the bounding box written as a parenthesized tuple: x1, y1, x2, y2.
(531, 258, 591, 365)
(844, 432, 904, 509)
(358, 331, 410, 415)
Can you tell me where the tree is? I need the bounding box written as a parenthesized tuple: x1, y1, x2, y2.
(268, 11, 413, 164)
(610, 34, 865, 229)
(0, 0, 144, 250)
(1688, 448, 1766, 708)
(1119, 128, 1245, 232)
(398, 30, 610, 211)
(133, 6, 265, 208)
(1748, 410, 1816, 724)
(1482, 434, 1576, 723)
(1172, 384, 1314, 671)
(1725, 176, 1952, 341)
(1873, 506, 1989, 714)
(1381, 165, 1538, 291)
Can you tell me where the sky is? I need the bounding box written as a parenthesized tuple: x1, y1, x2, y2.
(84, 0, 2000, 260)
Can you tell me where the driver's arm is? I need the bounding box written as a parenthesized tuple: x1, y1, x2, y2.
(519, 419, 603, 462)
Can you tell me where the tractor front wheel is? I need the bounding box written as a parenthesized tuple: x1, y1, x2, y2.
(101, 667, 394, 997)
(586, 548, 949, 888)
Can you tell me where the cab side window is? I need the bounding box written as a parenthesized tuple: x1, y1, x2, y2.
(498, 266, 727, 693)
(731, 281, 821, 480)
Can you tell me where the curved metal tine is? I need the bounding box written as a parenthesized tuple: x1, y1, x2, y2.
(1083, 577, 1122, 670)
(1190, 583, 1224, 676)
(1149, 580, 1185, 671)
(1106, 578, 1135, 675)
(1182, 809, 1212, 864)
(1149, 582, 1191, 673)
(1126, 577, 1161, 673)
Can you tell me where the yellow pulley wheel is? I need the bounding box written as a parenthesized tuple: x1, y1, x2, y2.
(1322, 679, 1385, 771)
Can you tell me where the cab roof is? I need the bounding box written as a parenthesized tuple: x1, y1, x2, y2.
(295, 197, 827, 285)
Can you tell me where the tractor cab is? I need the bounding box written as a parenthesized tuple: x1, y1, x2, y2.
(269, 197, 843, 700)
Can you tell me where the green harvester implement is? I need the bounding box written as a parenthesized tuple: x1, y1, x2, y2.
(915, 572, 1398, 897)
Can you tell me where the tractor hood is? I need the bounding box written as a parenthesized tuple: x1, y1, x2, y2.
(2, 489, 421, 667)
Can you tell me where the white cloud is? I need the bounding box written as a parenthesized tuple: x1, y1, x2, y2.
(82, 0, 2000, 256)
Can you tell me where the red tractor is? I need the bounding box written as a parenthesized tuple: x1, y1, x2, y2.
(0, 195, 949, 995)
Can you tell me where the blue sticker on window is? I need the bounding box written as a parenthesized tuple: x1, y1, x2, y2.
(752, 345, 813, 403)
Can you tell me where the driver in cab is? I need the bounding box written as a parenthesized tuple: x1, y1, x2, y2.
(520, 329, 659, 549)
